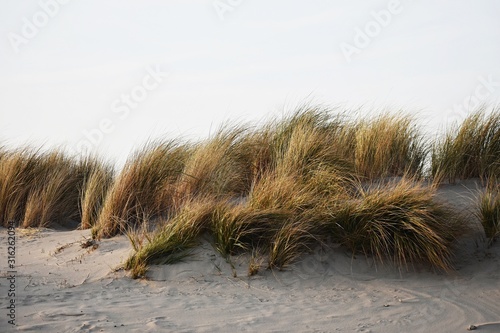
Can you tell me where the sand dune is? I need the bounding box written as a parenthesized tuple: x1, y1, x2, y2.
(1, 183, 499, 332)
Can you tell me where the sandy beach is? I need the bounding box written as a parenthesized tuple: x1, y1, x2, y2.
(1, 182, 499, 332)
(2, 1, 499, 332)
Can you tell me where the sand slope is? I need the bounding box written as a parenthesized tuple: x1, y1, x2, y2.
(1, 183, 499, 332)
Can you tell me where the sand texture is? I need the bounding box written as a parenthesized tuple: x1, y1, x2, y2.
(1, 182, 499, 332)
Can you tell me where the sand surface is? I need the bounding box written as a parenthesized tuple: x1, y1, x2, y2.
(1, 182, 499, 332)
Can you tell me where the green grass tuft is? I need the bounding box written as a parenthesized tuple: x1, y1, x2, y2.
(124, 197, 214, 278)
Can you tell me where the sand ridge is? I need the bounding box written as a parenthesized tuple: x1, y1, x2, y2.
(1, 183, 499, 332)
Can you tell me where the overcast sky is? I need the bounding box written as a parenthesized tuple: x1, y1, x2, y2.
(1, 0, 499, 166)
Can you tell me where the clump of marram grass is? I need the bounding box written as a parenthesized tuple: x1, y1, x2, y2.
(211, 202, 290, 256)
(1, 103, 494, 279)
(189, 169, 329, 271)
(266, 106, 356, 179)
(0, 147, 44, 225)
(21, 150, 80, 228)
(93, 140, 191, 239)
(174, 125, 254, 201)
(261, 107, 426, 181)
(79, 155, 115, 229)
(231, 170, 350, 270)
(329, 178, 467, 271)
(172, 107, 430, 272)
(432, 106, 500, 183)
(354, 112, 427, 179)
(96, 126, 261, 239)
(0, 147, 110, 228)
(477, 187, 500, 245)
(128, 120, 355, 274)
(125, 197, 215, 278)
(267, 220, 318, 269)
(0, 103, 470, 277)
(208, 163, 340, 270)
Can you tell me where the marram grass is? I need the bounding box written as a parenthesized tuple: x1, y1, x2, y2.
(477, 187, 500, 245)
(79, 156, 115, 229)
(354, 113, 427, 179)
(3, 104, 497, 278)
(93, 140, 191, 238)
(432, 106, 500, 183)
(125, 197, 215, 278)
(329, 178, 467, 271)
(0, 147, 111, 228)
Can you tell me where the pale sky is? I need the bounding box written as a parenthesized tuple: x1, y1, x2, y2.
(1, 0, 499, 166)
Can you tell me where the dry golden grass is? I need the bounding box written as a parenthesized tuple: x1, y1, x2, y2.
(125, 197, 215, 278)
(123, 106, 469, 276)
(211, 202, 289, 256)
(2, 104, 491, 277)
(22, 150, 79, 227)
(93, 140, 191, 238)
(79, 155, 115, 229)
(0, 147, 43, 225)
(267, 220, 317, 270)
(477, 187, 500, 245)
(174, 126, 254, 201)
(248, 250, 264, 276)
(432, 106, 500, 183)
(95, 127, 259, 239)
(354, 113, 427, 179)
(0, 147, 110, 228)
(329, 178, 467, 271)
(265, 107, 355, 178)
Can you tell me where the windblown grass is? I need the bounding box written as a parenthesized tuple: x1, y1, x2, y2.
(265, 106, 355, 179)
(0, 147, 43, 225)
(123, 106, 468, 276)
(125, 197, 215, 278)
(95, 127, 261, 239)
(211, 203, 289, 256)
(174, 126, 254, 200)
(354, 113, 427, 179)
(432, 106, 500, 183)
(0, 147, 111, 228)
(2, 104, 488, 278)
(22, 150, 81, 228)
(264, 107, 426, 180)
(329, 178, 466, 271)
(79, 156, 115, 229)
(210, 158, 352, 269)
(477, 187, 500, 245)
(93, 140, 191, 238)
(267, 220, 318, 269)
(209, 169, 331, 270)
